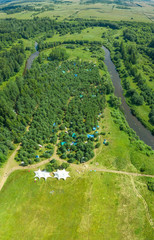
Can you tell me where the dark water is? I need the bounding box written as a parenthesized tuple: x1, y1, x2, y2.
(25, 42, 39, 70)
(102, 46, 154, 149)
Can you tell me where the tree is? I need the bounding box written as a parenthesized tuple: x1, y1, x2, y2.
(108, 95, 121, 109)
(131, 93, 144, 106)
(49, 48, 69, 61)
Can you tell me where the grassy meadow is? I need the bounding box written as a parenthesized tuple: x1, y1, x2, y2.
(0, 1, 153, 22)
(0, 168, 153, 240)
(0, 102, 153, 239)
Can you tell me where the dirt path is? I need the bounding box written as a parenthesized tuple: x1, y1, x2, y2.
(0, 105, 39, 192)
(130, 176, 154, 229)
(92, 168, 154, 178)
(1, 146, 154, 192)
(0, 144, 20, 191)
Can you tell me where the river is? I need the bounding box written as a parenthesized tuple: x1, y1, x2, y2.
(102, 46, 154, 149)
(25, 42, 39, 70)
(25, 43, 154, 149)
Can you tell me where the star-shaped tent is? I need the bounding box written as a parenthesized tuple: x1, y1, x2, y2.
(34, 169, 51, 181)
(53, 169, 70, 180)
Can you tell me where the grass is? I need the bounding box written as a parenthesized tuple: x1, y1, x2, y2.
(0, 2, 153, 22)
(41, 27, 107, 43)
(92, 106, 154, 175)
(0, 21, 153, 239)
(42, 45, 98, 64)
(0, 167, 153, 240)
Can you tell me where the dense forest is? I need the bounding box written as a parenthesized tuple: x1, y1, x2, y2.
(0, 50, 111, 166)
(0, 17, 153, 167)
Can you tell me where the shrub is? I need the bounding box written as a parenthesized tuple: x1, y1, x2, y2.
(147, 180, 154, 192)
(95, 143, 101, 148)
(60, 162, 69, 169)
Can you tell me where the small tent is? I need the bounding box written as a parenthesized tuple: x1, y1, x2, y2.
(34, 169, 51, 181)
(53, 169, 70, 180)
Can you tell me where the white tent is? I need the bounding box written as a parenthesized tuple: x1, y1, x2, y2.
(34, 169, 51, 181)
(53, 169, 70, 180)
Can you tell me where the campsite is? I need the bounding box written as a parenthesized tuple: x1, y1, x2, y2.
(0, 0, 154, 239)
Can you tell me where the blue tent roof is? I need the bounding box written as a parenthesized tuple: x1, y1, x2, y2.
(72, 133, 76, 138)
(93, 127, 96, 131)
(74, 74, 78, 77)
(61, 142, 66, 146)
(35, 155, 39, 158)
(87, 134, 94, 138)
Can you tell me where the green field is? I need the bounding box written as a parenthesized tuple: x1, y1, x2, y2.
(0, 1, 153, 22)
(0, 163, 153, 239)
(0, 5, 154, 239)
(0, 103, 153, 239)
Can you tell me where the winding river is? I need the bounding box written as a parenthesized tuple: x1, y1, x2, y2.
(25, 42, 39, 70)
(25, 43, 154, 149)
(102, 46, 154, 149)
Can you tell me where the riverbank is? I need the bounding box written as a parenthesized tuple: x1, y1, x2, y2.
(102, 46, 154, 149)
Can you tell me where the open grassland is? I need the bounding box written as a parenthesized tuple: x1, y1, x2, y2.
(42, 27, 107, 43)
(42, 45, 98, 64)
(0, 2, 153, 22)
(0, 168, 153, 240)
(91, 107, 154, 175)
(0, 103, 153, 239)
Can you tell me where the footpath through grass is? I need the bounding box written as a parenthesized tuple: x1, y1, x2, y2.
(0, 169, 153, 240)
(0, 104, 153, 240)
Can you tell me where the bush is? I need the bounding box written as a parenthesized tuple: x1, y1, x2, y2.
(147, 180, 154, 192)
(95, 143, 101, 148)
(68, 158, 75, 163)
(101, 132, 106, 135)
(60, 162, 69, 169)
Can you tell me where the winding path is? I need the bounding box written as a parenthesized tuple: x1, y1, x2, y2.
(130, 176, 154, 228)
(0, 142, 154, 192)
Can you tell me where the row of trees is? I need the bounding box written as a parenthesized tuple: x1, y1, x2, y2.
(0, 43, 25, 84)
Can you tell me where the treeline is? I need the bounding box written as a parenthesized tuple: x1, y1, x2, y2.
(117, 42, 154, 106)
(0, 17, 123, 49)
(38, 40, 102, 51)
(0, 17, 153, 49)
(0, 43, 25, 84)
(0, 5, 54, 15)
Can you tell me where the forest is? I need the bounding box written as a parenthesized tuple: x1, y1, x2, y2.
(0, 10, 154, 240)
(0, 17, 153, 166)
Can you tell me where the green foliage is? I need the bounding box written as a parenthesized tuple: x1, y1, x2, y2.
(60, 162, 69, 169)
(0, 152, 6, 166)
(108, 95, 121, 109)
(147, 180, 154, 192)
(95, 142, 101, 148)
(49, 48, 69, 61)
(0, 44, 25, 84)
